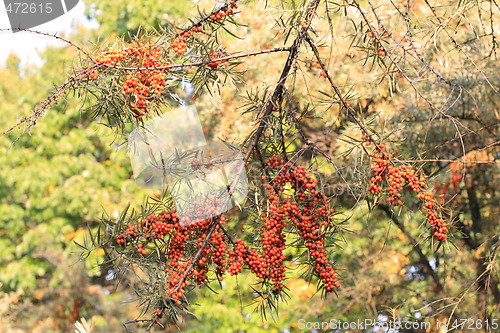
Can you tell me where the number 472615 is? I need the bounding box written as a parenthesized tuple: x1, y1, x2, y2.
(5, 3, 53, 14)
(450, 319, 498, 330)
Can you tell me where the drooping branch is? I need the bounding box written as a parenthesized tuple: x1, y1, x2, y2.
(347, 0, 470, 172)
(143, 1, 323, 330)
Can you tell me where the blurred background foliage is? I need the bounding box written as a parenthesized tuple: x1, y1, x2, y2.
(1, 0, 499, 332)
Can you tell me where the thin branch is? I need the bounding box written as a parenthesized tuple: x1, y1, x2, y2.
(0, 28, 91, 57)
(144, 1, 323, 330)
(100, 46, 292, 71)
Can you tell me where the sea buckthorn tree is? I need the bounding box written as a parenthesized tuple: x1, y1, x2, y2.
(2, 0, 499, 331)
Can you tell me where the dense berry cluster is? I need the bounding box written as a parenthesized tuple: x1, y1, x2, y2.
(83, 43, 171, 118)
(115, 156, 337, 311)
(417, 192, 448, 241)
(363, 135, 448, 241)
(88, 69, 99, 80)
(210, 1, 238, 23)
(121, 45, 168, 118)
(95, 48, 132, 66)
(116, 207, 228, 306)
(386, 165, 405, 206)
(79, 1, 243, 119)
(84, 47, 134, 81)
(171, 26, 203, 56)
(265, 156, 337, 292)
(226, 155, 338, 293)
(114, 154, 338, 318)
(367, 140, 390, 194)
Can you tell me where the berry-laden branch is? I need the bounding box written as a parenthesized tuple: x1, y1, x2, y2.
(118, 209, 227, 332)
(304, 35, 449, 242)
(88, 44, 292, 119)
(0, 0, 283, 134)
(348, 0, 469, 176)
(125, 0, 328, 329)
(364, 139, 448, 241)
(117, 155, 338, 331)
(95, 46, 292, 72)
(1, 41, 290, 133)
(175, 0, 240, 37)
(5, 0, 468, 330)
(226, 155, 338, 295)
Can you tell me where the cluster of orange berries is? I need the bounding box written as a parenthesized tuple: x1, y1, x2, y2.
(118, 210, 179, 248)
(95, 48, 133, 66)
(366, 138, 390, 194)
(227, 239, 245, 275)
(124, 46, 168, 118)
(171, 26, 202, 56)
(260, 190, 288, 292)
(122, 76, 139, 94)
(210, 1, 238, 23)
(84, 48, 135, 80)
(136, 244, 149, 255)
(163, 262, 191, 306)
(269, 156, 337, 292)
(363, 135, 448, 241)
(235, 155, 339, 292)
(311, 61, 327, 78)
(270, 159, 337, 292)
(86, 44, 170, 119)
(88, 69, 99, 80)
(227, 238, 269, 280)
(227, 155, 338, 293)
(386, 165, 405, 206)
(115, 158, 338, 309)
(417, 192, 448, 241)
(82, 1, 244, 119)
(169, 211, 225, 302)
(117, 207, 229, 306)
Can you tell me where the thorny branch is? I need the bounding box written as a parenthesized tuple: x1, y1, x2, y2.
(1, 46, 291, 140)
(142, 0, 323, 330)
(3, 0, 498, 330)
(348, 0, 471, 177)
